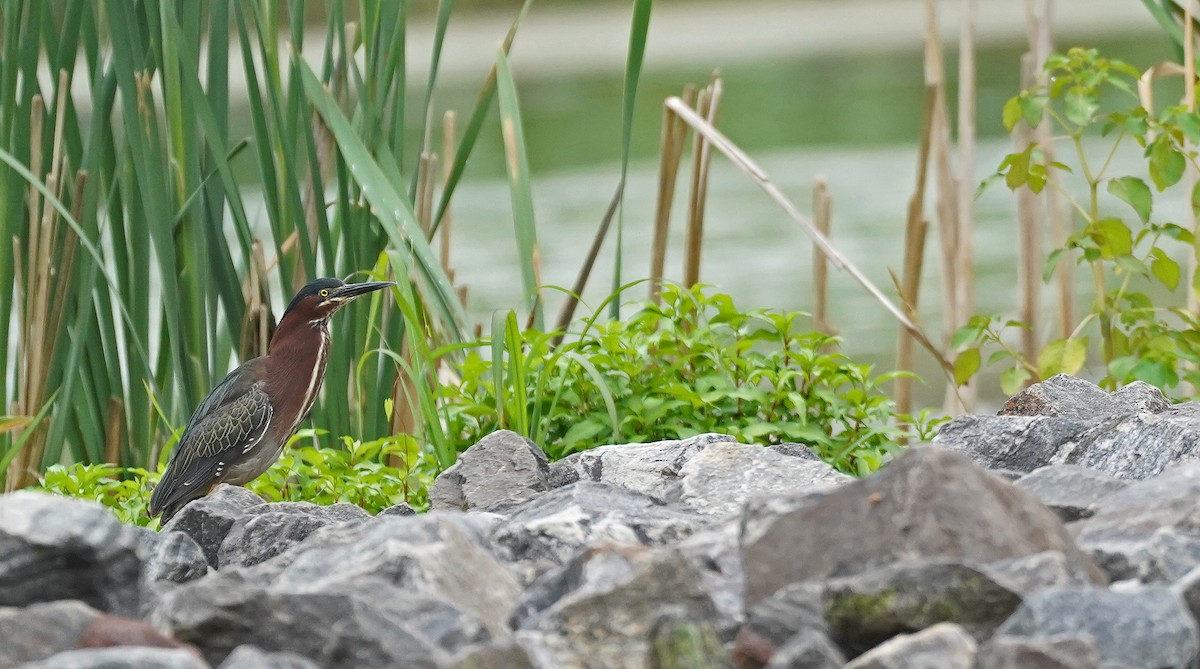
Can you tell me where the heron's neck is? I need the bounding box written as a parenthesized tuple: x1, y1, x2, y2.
(266, 312, 331, 426)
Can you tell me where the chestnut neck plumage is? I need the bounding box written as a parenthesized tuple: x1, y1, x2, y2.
(264, 308, 332, 439)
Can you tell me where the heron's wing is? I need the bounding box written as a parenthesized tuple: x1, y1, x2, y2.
(149, 358, 273, 519)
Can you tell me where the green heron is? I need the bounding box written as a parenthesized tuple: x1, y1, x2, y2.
(149, 277, 394, 523)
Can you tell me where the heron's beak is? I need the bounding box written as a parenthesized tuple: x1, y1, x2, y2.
(334, 281, 395, 302)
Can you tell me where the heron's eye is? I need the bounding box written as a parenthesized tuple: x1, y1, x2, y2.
(319, 289, 329, 298)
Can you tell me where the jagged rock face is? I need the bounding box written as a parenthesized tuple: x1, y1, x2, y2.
(738, 446, 1104, 606)
(934, 374, 1199, 480)
(13, 382, 1200, 669)
(0, 492, 148, 616)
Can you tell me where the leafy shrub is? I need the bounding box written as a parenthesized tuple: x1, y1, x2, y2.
(443, 284, 935, 475)
(962, 47, 1200, 395)
(33, 433, 435, 528)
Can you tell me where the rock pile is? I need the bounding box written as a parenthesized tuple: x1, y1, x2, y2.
(6, 376, 1200, 667)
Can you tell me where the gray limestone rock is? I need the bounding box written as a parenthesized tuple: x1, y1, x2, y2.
(739, 447, 1103, 606)
(818, 562, 1021, 654)
(936, 384, 1200, 480)
(998, 374, 1168, 420)
(975, 634, 1102, 669)
(0, 492, 146, 616)
(547, 433, 737, 494)
(981, 551, 1099, 597)
(491, 481, 703, 571)
(217, 501, 369, 568)
(673, 442, 850, 518)
(430, 430, 551, 513)
(1073, 462, 1200, 581)
(160, 485, 265, 567)
(994, 586, 1198, 669)
(217, 645, 320, 669)
(0, 601, 101, 667)
(842, 623, 976, 669)
(1013, 465, 1128, 521)
(513, 544, 720, 669)
(762, 629, 845, 669)
(17, 648, 208, 669)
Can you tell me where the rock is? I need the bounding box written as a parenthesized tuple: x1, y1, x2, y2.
(1171, 564, 1200, 626)
(768, 442, 820, 460)
(447, 638, 542, 669)
(975, 634, 1102, 669)
(161, 485, 265, 567)
(0, 601, 100, 667)
(673, 442, 850, 518)
(937, 394, 1200, 481)
(217, 645, 320, 669)
(981, 551, 1098, 597)
(931, 415, 1091, 474)
(217, 501, 369, 568)
(430, 430, 551, 513)
(18, 648, 208, 669)
(491, 482, 703, 571)
(140, 530, 208, 586)
(155, 580, 487, 668)
(994, 586, 1198, 669)
(818, 562, 1021, 654)
(1073, 462, 1200, 581)
(377, 502, 416, 517)
(0, 492, 146, 615)
(547, 433, 737, 494)
(137, 530, 208, 614)
(155, 514, 517, 666)
(513, 545, 720, 668)
(842, 623, 976, 669)
(676, 522, 746, 636)
(762, 630, 845, 669)
(1013, 465, 1127, 521)
(649, 617, 731, 669)
(739, 447, 1103, 606)
(1, 600, 194, 667)
(733, 582, 827, 669)
(998, 374, 1168, 420)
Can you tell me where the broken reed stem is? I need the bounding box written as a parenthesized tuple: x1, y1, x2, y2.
(956, 0, 976, 346)
(1016, 53, 1044, 368)
(684, 74, 722, 288)
(440, 110, 456, 275)
(812, 177, 832, 335)
(896, 84, 938, 423)
(650, 85, 696, 302)
(665, 97, 955, 376)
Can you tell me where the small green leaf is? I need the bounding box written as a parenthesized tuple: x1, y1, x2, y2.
(1191, 181, 1200, 221)
(1094, 218, 1133, 257)
(1000, 367, 1031, 396)
(1061, 337, 1087, 375)
(1178, 111, 1200, 142)
(1064, 87, 1098, 125)
(1020, 95, 1048, 127)
(953, 348, 981, 386)
(1149, 137, 1185, 190)
(1106, 177, 1152, 223)
(1152, 253, 1181, 291)
(1042, 248, 1065, 283)
(1002, 96, 1022, 131)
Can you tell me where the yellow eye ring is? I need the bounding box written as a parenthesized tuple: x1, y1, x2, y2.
(319, 289, 329, 297)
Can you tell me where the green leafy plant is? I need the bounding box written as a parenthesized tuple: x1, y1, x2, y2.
(445, 284, 938, 475)
(961, 47, 1200, 394)
(33, 430, 434, 528)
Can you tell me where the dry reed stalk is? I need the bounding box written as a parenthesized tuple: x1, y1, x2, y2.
(1016, 54, 1043, 367)
(552, 183, 622, 336)
(440, 111, 457, 273)
(895, 85, 938, 422)
(923, 0, 967, 412)
(956, 0, 977, 342)
(1187, 1, 1198, 312)
(240, 240, 274, 359)
(811, 177, 832, 335)
(417, 152, 436, 236)
(665, 97, 954, 375)
(683, 75, 722, 288)
(649, 85, 696, 302)
(105, 398, 125, 465)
